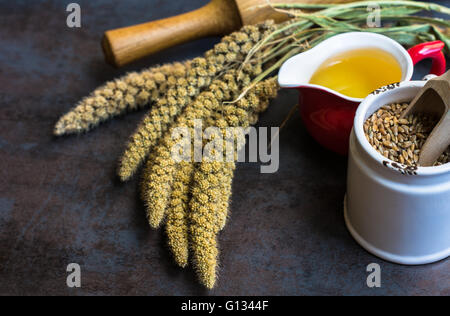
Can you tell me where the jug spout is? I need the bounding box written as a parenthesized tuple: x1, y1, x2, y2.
(278, 49, 322, 88)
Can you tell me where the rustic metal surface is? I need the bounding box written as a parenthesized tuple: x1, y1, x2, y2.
(0, 0, 448, 296)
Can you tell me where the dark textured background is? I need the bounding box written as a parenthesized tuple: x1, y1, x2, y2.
(0, 0, 448, 296)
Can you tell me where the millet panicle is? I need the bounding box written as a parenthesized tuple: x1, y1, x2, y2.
(189, 78, 278, 288)
(163, 81, 276, 268)
(118, 22, 277, 182)
(165, 161, 195, 268)
(54, 62, 190, 136)
(139, 60, 271, 223)
(140, 69, 252, 229)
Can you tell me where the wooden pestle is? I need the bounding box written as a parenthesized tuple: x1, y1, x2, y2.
(101, 0, 354, 67)
(401, 70, 450, 167)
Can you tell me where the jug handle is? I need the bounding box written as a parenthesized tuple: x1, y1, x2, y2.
(408, 41, 446, 76)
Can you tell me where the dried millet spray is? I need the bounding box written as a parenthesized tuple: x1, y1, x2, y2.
(118, 22, 277, 182)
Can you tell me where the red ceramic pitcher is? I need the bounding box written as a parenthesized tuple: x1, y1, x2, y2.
(278, 32, 446, 155)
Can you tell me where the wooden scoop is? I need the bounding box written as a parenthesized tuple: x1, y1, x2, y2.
(102, 0, 354, 67)
(401, 70, 450, 167)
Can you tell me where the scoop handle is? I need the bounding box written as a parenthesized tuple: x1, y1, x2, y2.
(420, 112, 450, 167)
(417, 71, 450, 166)
(102, 0, 241, 67)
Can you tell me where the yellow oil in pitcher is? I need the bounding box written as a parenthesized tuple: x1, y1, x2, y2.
(309, 48, 403, 98)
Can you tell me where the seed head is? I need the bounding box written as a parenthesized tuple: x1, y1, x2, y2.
(54, 62, 189, 136)
(189, 78, 279, 288)
(118, 22, 275, 181)
(166, 162, 194, 268)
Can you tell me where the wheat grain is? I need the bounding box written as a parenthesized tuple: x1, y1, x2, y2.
(364, 103, 449, 167)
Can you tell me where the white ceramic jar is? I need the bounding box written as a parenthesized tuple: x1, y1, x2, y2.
(345, 80, 450, 265)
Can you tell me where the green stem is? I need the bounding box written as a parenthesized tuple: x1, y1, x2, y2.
(254, 32, 335, 85)
(348, 15, 450, 28)
(242, 20, 313, 69)
(272, 3, 333, 10)
(274, 1, 450, 16)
